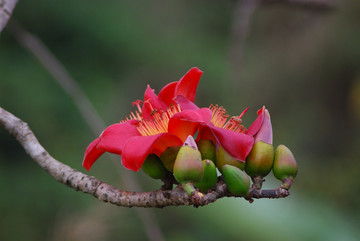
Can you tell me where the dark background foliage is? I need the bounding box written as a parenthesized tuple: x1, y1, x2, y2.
(1, 0, 360, 240)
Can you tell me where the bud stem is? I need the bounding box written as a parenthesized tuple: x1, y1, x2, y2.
(182, 183, 196, 196)
(281, 177, 294, 190)
(251, 176, 264, 190)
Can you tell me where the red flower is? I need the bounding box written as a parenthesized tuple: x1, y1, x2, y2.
(83, 67, 272, 172)
(83, 67, 208, 172)
(173, 96, 270, 163)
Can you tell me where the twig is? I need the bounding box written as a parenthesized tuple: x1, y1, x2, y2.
(0, 0, 17, 34)
(0, 106, 290, 208)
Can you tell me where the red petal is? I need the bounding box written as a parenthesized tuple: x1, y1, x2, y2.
(196, 125, 216, 144)
(142, 85, 168, 119)
(173, 95, 200, 111)
(209, 126, 254, 161)
(174, 67, 203, 102)
(254, 109, 273, 144)
(245, 106, 265, 136)
(97, 120, 140, 155)
(121, 134, 182, 171)
(158, 81, 177, 106)
(83, 138, 105, 171)
(168, 108, 212, 142)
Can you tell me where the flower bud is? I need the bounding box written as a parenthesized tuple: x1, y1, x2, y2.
(197, 139, 216, 163)
(245, 141, 274, 178)
(174, 136, 204, 184)
(273, 145, 298, 189)
(160, 146, 181, 172)
(254, 108, 273, 145)
(195, 160, 218, 192)
(222, 164, 250, 197)
(216, 146, 244, 172)
(142, 154, 170, 179)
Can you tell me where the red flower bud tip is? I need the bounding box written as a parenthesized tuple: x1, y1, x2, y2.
(183, 135, 198, 150)
(254, 108, 273, 145)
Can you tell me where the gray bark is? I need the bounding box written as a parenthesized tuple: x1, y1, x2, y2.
(0, 0, 18, 34)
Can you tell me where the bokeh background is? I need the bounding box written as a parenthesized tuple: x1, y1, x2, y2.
(1, 0, 360, 240)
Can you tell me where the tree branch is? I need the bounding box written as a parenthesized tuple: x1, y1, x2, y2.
(0, 0, 18, 34)
(0, 106, 289, 208)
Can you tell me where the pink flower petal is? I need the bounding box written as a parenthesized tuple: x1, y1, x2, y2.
(121, 134, 183, 171)
(97, 120, 140, 155)
(168, 108, 212, 142)
(173, 95, 200, 111)
(196, 125, 216, 144)
(245, 106, 265, 136)
(174, 67, 203, 102)
(83, 138, 105, 171)
(254, 109, 273, 144)
(208, 125, 254, 161)
(158, 81, 177, 106)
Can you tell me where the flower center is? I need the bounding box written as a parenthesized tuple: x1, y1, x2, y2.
(209, 104, 247, 133)
(123, 101, 182, 136)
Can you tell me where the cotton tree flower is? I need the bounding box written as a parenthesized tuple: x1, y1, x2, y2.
(83, 67, 209, 171)
(83, 67, 272, 174)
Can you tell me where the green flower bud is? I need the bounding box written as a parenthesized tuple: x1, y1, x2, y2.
(197, 139, 216, 163)
(273, 145, 298, 189)
(142, 154, 170, 179)
(216, 146, 244, 172)
(194, 160, 218, 192)
(174, 136, 204, 184)
(222, 164, 250, 197)
(245, 141, 274, 178)
(160, 146, 181, 172)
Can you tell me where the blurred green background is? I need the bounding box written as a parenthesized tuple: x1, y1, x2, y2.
(1, 0, 360, 240)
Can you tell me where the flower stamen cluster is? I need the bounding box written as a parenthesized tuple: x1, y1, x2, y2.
(137, 104, 181, 136)
(210, 104, 246, 133)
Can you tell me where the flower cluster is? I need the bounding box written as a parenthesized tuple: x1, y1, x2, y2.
(83, 67, 297, 195)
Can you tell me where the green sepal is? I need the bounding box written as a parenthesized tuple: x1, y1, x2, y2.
(173, 136, 204, 184)
(142, 154, 170, 179)
(222, 164, 250, 197)
(273, 145, 298, 182)
(194, 160, 218, 192)
(216, 146, 244, 172)
(197, 139, 216, 163)
(245, 141, 274, 178)
(160, 146, 181, 172)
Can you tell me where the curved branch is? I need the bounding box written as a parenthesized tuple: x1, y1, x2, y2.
(0, 0, 18, 34)
(0, 106, 289, 207)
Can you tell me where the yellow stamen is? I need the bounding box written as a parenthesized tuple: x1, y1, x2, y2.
(122, 103, 182, 136)
(210, 104, 246, 133)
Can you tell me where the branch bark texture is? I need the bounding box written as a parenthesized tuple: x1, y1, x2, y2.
(0, 0, 17, 33)
(0, 106, 289, 208)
